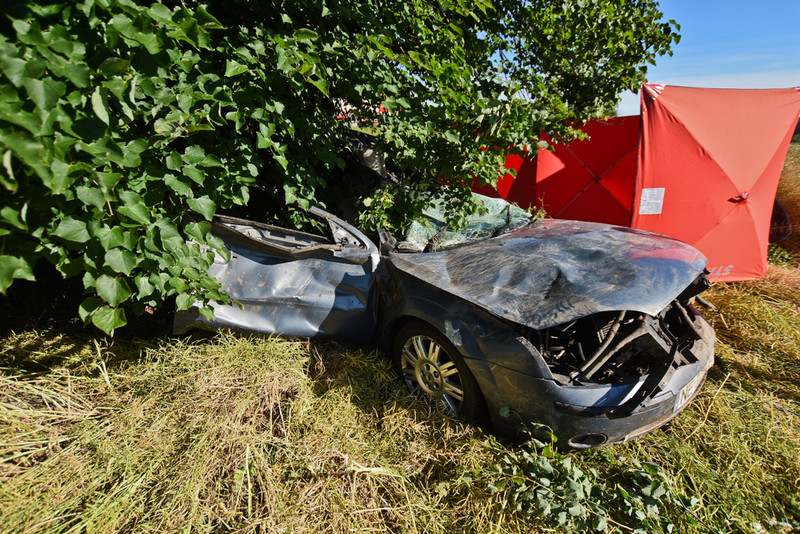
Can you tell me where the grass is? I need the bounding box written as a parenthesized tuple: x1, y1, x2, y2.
(0, 334, 508, 533)
(1, 143, 799, 533)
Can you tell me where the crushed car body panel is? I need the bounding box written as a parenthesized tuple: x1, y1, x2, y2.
(385, 218, 707, 330)
(374, 261, 715, 448)
(173, 210, 379, 342)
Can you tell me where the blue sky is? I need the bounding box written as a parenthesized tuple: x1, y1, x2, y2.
(617, 0, 800, 115)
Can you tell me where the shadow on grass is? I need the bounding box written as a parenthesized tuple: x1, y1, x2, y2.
(306, 340, 486, 437)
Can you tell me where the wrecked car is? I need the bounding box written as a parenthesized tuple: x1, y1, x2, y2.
(174, 195, 715, 449)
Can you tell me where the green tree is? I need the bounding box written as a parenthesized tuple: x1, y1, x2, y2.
(0, 0, 678, 333)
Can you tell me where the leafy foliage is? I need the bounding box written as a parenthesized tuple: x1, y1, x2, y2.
(767, 243, 793, 265)
(488, 436, 696, 533)
(0, 0, 679, 332)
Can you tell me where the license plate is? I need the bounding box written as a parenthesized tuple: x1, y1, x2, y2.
(676, 373, 704, 410)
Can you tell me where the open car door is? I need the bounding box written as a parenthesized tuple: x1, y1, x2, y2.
(173, 207, 380, 342)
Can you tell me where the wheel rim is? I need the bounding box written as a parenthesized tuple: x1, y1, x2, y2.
(400, 335, 464, 414)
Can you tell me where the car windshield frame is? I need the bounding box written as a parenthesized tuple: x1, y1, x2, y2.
(391, 194, 535, 253)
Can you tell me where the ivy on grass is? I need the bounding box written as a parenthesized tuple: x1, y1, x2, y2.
(1, 0, 679, 334)
(488, 437, 697, 533)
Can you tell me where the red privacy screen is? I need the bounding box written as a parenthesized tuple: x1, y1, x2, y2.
(478, 84, 800, 281)
(631, 84, 800, 281)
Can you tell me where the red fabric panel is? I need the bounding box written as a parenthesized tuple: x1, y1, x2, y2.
(597, 148, 638, 223)
(472, 154, 523, 198)
(554, 181, 634, 226)
(632, 84, 800, 281)
(530, 117, 640, 224)
(503, 154, 539, 209)
(498, 154, 524, 198)
(577, 117, 641, 179)
(475, 153, 536, 201)
(476, 117, 640, 222)
(523, 146, 594, 214)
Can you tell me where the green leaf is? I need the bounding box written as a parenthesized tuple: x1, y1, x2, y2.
(165, 174, 192, 196)
(135, 273, 154, 297)
(224, 60, 249, 77)
(183, 166, 205, 185)
(0, 255, 35, 293)
(22, 77, 66, 110)
(53, 217, 90, 243)
(95, 226, 125, 250)
(0, 102, 42, 136)
(148, 3, 173, 22)
(77, 186, 106, 210)
(50, 160, 74, 193)
(294, 28, 319, 41)
(92, 305, 127, 334)
(55, 254, 84, 278)
(1, 205, 27, 230)
(169, 276, 189, 293)
(200, 154, 222, 168)
(78, 297, 103, 322)
(0, 150, 16, 192)
(166, 150, 182, 170)
(61, 63, 91, 88)
(92, 86, 110, 125)
(104, 248, 138, 276)
(135, 32, 161, 54)
(153, 217, 181, 240)
(183, 145, 205, 164)
(186, 196, 216, 220)
(308, 78, 329, 96)
(0, 55, 27, 87)
(94, 172, 121, 194)
(118, 191, 151, 225)
(176, 292, 194, 310)
(98, 57, 131, 75)
(196, 6, 224, 29)
(184, 221, 210, 241)
(95, 274, 132, 307)
(0, 129, 44, 171)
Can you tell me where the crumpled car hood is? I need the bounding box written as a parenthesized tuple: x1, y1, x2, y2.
(386, 219, 707, 330)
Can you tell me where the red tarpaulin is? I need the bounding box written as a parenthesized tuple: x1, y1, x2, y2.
(520, 117, 639, 226)
(480, 84, 800, 282)
(474, 117, 640, 227)
(631, 84, 800, 281)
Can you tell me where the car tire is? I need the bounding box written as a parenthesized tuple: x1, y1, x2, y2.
(392, 321, 486, 422)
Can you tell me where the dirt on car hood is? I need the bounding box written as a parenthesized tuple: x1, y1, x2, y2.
(385, 219, 708, 330)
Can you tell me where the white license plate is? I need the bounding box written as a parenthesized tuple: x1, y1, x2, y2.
(676, 373, 704, 410)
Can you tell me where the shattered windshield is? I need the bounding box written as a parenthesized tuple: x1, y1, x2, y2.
(395, 194, 534, 252)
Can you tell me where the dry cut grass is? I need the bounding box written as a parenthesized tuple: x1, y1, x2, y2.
(2, 293, 800, 534)
(0, 333, 514, 534)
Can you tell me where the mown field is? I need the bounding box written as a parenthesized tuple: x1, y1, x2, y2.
(1, 143, 799, 533)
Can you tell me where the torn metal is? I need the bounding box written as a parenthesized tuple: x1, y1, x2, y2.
(173, 208, 379, 342)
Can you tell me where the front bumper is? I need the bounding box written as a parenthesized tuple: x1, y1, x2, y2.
(485, 316, 715, 449)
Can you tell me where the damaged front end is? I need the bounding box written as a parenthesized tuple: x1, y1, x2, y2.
(510, 278, 715, 448)
(536, 278, 708, 392)
(383, 207, 716, 448)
